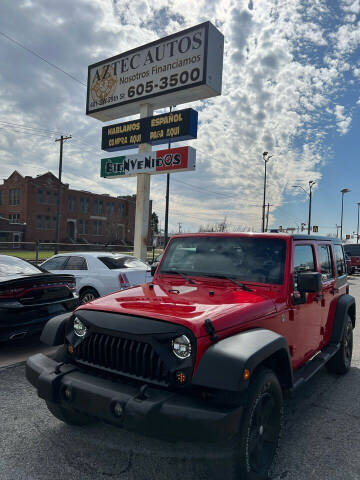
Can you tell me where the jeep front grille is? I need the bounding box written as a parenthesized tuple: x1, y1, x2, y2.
(74, 333, 170, 385)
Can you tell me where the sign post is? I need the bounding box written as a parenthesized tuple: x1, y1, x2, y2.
(134, 103, 153, 260)
(87, 21, 223, 262)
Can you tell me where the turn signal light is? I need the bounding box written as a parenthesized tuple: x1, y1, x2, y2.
(67, 345, 74, 354)
(176, 371, 187, 384)
(243, 369, 251, 381)
(119, 273, 131, 289)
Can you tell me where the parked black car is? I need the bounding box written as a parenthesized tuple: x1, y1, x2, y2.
(0, 255, 78, 342)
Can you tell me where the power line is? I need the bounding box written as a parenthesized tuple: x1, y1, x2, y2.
(0, 120, 64, 135)
(0, 31, 86, 87)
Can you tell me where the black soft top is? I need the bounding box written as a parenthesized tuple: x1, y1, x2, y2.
(292, 235, 342, 244)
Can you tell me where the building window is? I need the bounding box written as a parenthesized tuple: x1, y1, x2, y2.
(68, 195, 76, 212)
(9, 189, 21, 206)
(80, 197, 90, 213)
(9, 214, 20, 224)
(45, 216, 51, 229)
(107, 202, 115, 216)
(119, 202, 126, 216)
(54, 192, 59, 204)
(94, 199, 103, 215)
(79, 219, 89, 234)
(53, 216, 57, 229)
(37, 215, 43, 229)
(46, 191, 51, 204)
(93, 220, 103, 235)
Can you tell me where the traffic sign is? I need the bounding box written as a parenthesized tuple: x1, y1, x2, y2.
(313, 226, 318, 233)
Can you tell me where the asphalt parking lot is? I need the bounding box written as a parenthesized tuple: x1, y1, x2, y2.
(1, 277, 360, 480)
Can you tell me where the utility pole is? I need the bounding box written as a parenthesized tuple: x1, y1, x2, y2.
(265, 203, 270, 232)
(261, 152, 273, 232)
(164, 105, 175, 247)
(54, 134, 71, 254)
(177, 222, 182, 233)
(356, 202, 360, 244)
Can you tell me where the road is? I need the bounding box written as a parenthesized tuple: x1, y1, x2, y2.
(1, 277, 360, 480)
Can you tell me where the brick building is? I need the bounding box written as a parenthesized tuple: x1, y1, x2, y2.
(0, 171, 151, 245)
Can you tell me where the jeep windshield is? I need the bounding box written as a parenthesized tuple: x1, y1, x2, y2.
(158, 236, 286, 285)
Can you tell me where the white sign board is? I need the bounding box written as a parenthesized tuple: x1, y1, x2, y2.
(87, 22, 224, 121)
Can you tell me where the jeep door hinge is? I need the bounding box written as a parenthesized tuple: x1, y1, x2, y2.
(204, 319, 219, 342)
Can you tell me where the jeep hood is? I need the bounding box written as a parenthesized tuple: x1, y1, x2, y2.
(78, 280, 277, 338)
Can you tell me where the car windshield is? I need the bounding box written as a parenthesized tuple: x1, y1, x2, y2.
(98, 255, 148, 270)
(158, 236, 286, 285)
(0, 255, 42, 276)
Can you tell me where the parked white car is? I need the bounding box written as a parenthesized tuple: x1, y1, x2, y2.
(41, 252, 152, 304)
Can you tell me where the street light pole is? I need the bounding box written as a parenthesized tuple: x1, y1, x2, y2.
(356, 202, 360, 244)
(292, 180, 316, 235)
(262, 152, 273, 232)
(340, 188, 351, 241)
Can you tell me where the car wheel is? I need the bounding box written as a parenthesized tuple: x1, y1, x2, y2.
(46, 401, 96, 426)
(233, 368, 283, 480)
(326, 315, 353, 375)
(79, 288, 99, 304)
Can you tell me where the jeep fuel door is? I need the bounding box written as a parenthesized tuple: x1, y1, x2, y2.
(292, 243, 322, 366)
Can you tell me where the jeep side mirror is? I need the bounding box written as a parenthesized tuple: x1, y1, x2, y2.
(151, 265, 157, 276)
(297, 272, 322, 293)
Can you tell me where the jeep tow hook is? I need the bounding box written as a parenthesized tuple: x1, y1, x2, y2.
(204, 319, 218, 342)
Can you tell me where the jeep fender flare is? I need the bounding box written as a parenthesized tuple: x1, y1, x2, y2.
(192, 328, 293, 392)
(40, 313, 71, 346)
(330, 294, 356, 344)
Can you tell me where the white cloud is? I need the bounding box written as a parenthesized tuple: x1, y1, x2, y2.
(0, 0, 358, 233)
(334, 104, 352, 134)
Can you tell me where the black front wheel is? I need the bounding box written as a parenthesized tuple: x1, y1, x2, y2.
(234, 368, 283, 480)
(79, 288, 99, 304)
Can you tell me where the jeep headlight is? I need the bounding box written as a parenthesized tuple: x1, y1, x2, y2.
(172, 335, 191, 359)
(73, 317, 87, 337)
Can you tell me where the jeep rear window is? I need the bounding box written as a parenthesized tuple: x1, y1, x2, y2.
(159, 237, 286, 284)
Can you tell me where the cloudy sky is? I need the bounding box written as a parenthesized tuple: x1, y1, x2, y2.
(0, 0, 359, 236)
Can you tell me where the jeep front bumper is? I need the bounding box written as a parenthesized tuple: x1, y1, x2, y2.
(26, 353, 243, 442)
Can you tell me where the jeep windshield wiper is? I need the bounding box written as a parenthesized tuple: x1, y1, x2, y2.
(160, 269, 196, 285)
(201, 274, 253, 292)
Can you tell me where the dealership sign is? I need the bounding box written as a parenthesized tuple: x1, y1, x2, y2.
(101, 146, 196, 178)
(87, 22, 224, 121)
(101, 108, 198, 151)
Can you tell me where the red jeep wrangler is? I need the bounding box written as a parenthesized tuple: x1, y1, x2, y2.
(26, 233, 355, 479)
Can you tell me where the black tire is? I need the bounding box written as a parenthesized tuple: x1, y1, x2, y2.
(326, 315, 353, 375)
(46, 401, 96, 426)
(233, 368, 283, 480)
(79, 287, 99, 304)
